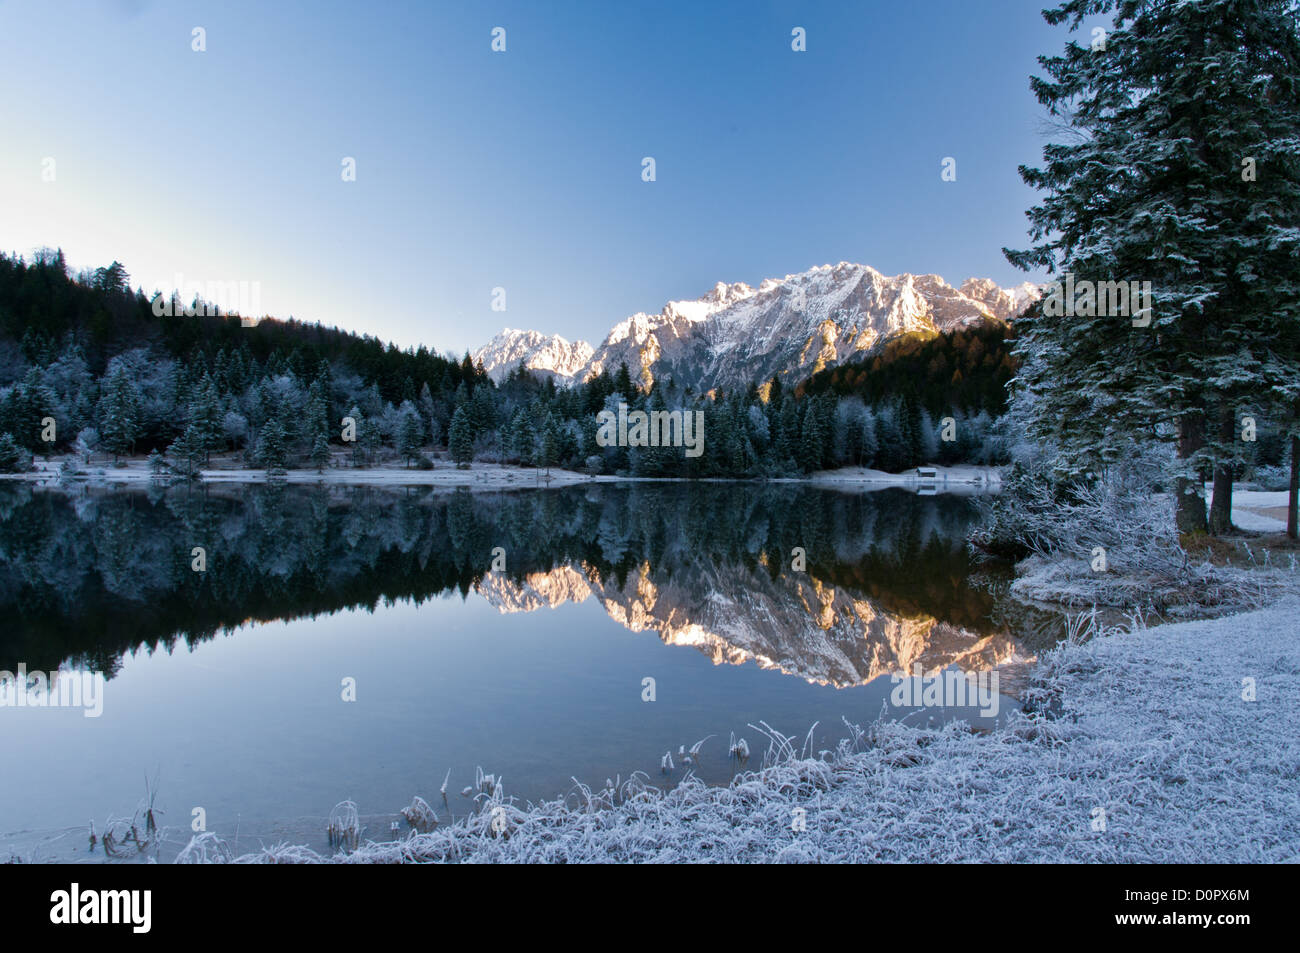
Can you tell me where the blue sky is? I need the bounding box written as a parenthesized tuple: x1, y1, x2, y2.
(0, 0, 1085, 354)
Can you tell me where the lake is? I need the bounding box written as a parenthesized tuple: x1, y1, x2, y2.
(0, 481, 1038, 861)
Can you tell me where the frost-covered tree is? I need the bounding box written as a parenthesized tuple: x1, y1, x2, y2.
(344, 404, 366, 467)
(396, 401, 423, 467)
(310, 432, 331, 473)
(417, 381, 441, 445)
(74, 427, 99, 464)
(97, 363, 141, 461)
(539, 412, 560, 474)
(304, 379, 330, 457)
(1007, 0, 1300, 535)
(168, 424, 206, 480)
(507, 408, 535, 464)
(222, 411, 248, 452)
(257, 417, 289, 474)
(189, 374, 223, 462)
(448, 406, 473, 467)
(147, 448, 168, 480)
(860, 407, 879, 468)
(0, 432, 32, 472)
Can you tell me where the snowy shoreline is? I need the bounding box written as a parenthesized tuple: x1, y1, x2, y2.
(0, 456, 1004, 492)
(180, 599, 1298, 863)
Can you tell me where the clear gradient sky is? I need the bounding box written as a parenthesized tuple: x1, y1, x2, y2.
(0, 0, 1090, 355)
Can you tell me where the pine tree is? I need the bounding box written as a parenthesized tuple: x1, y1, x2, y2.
(775, 396, 799, 467)
(346, 405, 366, 467)
(539, 412, 560, 475)
(397, 403, 423, 466)
(874, 403, 904, 472)
(1007, 0, 1300, 535)
(614, 362, 634, 400)
(449, 406, 473, 468)
(799, 403, 824, 474)
(860, 408, 879, 468)
(189, 375, 223, 463)
(310, 432, 331, 473)
(147, 448, 168, 480)
(305, 380, 329, 454)
(418, 382, 438, 443)
(97, 364, 141, 461)
(508, 409, 535, 464)
(257, 417, 289, 475)
(168, 424, 207, 480)
(0, 433, 32, 473)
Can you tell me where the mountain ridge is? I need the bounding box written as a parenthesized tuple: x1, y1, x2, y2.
(473, 262, 1039, 392)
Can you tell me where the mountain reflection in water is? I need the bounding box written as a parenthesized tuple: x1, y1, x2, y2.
(0, 481, 1028, 688)
(0, 481, 1037, 853)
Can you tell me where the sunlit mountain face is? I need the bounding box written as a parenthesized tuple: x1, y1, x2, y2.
(473, 263, 1040, 392)
(476, 557, 1028, 689)
(0, 481, 1028, 688)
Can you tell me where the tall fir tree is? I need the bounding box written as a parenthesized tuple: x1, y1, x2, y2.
(97, 364, 141, 461)
(257, 416, 289, 475)
(449, 405, 473, 467)
(1007, 0, 1300, 535)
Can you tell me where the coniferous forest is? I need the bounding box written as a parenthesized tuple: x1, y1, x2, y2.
(0, 249, 1030, 478)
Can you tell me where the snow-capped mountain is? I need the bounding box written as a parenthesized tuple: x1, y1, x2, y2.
(472, 329, 594, 383)
(473, 264, 1039, 392)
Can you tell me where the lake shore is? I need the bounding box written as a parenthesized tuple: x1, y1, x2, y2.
(0, 455, 1004, 491)
(196, 597, 1299, 863)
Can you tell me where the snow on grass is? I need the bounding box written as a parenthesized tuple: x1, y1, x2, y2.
(983, 473, 1300, 613)
(188, 601, 1300, 863)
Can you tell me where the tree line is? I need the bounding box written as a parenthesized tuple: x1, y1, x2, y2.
(0, 249, 1019, 477)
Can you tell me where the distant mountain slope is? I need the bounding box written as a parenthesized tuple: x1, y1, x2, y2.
(471, 329, 594, 383)
(473, 263, 1039, 393)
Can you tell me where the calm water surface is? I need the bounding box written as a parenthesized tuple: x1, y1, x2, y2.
(0, 481, 1041, 860)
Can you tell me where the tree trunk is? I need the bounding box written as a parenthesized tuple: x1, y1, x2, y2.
(1289, 433, 1299, 541)
(1208, 407, 1234, 535)
(1175, 411, 1208, 536)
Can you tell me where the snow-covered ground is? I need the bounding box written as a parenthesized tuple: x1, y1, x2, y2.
(1210, 487, 1294, 533)
(810, 464, 1002, 486)
(191, 600, 1300, 863)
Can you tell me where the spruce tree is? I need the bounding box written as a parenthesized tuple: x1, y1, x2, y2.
(397, 405, 423, 466)
(97, 364, 141, 462)
(449, 406, 473, 468)
(0, 433, 32, 473)
(310, 432, 331, 473)
(190, 375, 223, 463)
(539, 413, 560, 475)
(257, 417, 289, 475)
(799, 403, 824, 474)
(169, 424, 207, 480)
(1007, 0, 1300, 536)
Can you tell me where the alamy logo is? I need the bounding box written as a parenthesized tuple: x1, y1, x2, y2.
(150, 273, 262, 318)
(596, 403, 705, 458)
(1041, 272, 1152, 326)
(889, 665, 1000, 717)
(0, 664, 105, 717)
(50, 884, 151, 933)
